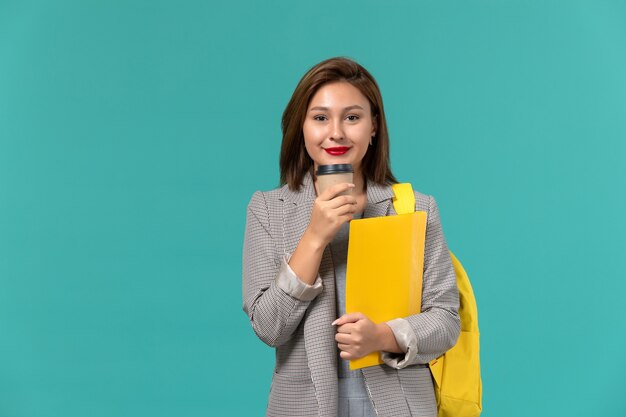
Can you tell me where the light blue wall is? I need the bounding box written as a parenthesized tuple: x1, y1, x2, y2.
(1, 1, 625, 416)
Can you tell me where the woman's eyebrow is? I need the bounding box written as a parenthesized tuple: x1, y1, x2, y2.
(309, 105, 365, 111)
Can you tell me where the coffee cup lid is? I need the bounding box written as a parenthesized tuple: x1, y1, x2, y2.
(316, 164, 353, 175)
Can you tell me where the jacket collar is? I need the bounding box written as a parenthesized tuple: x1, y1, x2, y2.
(279, 171, 395, 206)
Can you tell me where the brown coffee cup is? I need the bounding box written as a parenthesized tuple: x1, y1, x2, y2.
(315, 164, 354, 197)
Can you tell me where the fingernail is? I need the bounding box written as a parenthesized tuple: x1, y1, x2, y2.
(331, 319, 339, 326)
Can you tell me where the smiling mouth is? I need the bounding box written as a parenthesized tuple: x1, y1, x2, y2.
(324, 147, 350, 156)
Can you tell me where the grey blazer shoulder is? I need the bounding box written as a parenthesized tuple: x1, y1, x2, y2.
(242, 173, 460, 417)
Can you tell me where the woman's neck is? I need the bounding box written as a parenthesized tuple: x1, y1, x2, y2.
(352, 171, 367, 215)
(352, 170, 366, 197)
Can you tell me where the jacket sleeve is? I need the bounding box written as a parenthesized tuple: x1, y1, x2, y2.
(382, 195, 460, 367)
(242, 191, 322, 347)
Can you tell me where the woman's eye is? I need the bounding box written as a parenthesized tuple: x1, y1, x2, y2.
(313, 115, 327, 121)
(346, 115, 360, 121)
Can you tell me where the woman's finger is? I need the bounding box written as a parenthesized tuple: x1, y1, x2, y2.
(335, 333, 352, 344)
(339, 350, 353, 360)
(337, 343, 352, 352)
(324, 194, 357, 209)
(332, 203, 356, 216)
(333, 312, 366, 326)
(335, 323, 356, 334)
(318, 182, 355, 201)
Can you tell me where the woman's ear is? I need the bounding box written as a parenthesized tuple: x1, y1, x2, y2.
(371, 114, 378, 137)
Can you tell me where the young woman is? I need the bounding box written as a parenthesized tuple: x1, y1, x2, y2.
(242, 57, 460, 417)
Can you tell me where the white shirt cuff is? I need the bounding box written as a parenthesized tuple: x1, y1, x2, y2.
(275, 254, 323, 301)
(380, 318, 419, 369)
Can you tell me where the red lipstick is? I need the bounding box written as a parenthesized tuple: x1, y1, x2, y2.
(324, 147, 350, 156)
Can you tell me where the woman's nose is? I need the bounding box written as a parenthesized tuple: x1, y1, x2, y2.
(329, 120, 345, 141)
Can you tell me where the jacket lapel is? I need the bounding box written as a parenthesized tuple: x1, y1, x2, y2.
(364, 180, 395, 218)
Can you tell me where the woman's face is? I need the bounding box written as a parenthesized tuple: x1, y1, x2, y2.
(303, 81, 376, 176)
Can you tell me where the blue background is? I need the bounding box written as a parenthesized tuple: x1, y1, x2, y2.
(1, 1, 625, 416)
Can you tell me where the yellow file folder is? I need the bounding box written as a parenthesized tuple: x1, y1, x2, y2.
(345, 209, 427, 370)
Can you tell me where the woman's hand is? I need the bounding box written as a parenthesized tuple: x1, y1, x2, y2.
(305, 182, 357, 247)
(287, 182, 356, 286)
(332, 313, 401, 360)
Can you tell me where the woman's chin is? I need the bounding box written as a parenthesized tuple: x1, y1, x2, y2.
(319, 156, 353, 166)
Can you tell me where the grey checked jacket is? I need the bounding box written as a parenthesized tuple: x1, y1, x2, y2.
(242, 173, 460, 416)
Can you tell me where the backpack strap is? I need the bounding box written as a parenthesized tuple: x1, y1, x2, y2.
(391, 183, 415, 215)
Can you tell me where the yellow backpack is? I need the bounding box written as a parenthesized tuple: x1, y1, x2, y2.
(392, 184, 482, 417)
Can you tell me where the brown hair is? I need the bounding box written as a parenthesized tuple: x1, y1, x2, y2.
(279, 57, 397, 190)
